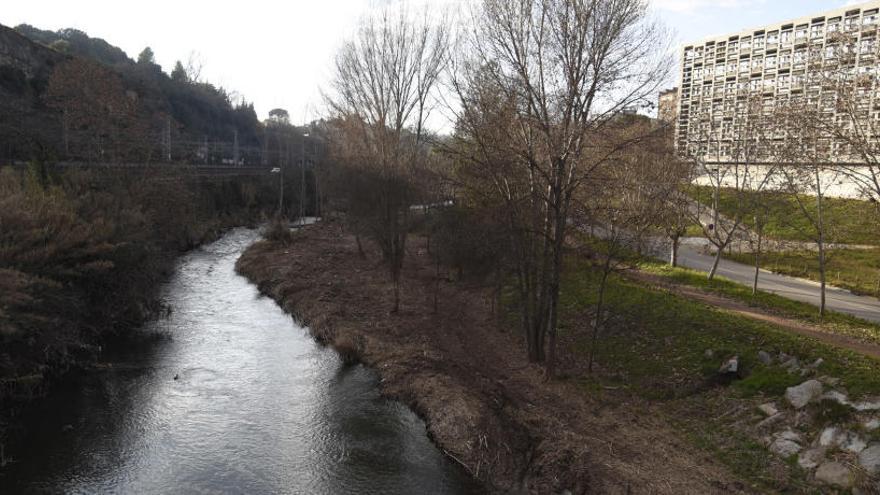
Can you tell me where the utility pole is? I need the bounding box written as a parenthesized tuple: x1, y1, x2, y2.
(300, 130, 309, 224)
(233, 129, 239, 166)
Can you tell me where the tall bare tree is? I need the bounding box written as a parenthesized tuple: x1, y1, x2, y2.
(326, 6, 448, 312)
(448, 0, 670, 374)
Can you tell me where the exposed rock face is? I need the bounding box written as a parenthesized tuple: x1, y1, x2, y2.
(784, 380, 823, 409)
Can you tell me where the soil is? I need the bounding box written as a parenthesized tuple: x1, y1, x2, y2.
(628, 270, 880, 361)
(236, 220, 749, 494)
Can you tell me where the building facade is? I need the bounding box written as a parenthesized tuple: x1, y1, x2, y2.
(676, 1, 880, 165)
(658, 87, 679, 124)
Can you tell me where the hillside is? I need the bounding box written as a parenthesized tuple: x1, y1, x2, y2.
(0, 22, 263, 163)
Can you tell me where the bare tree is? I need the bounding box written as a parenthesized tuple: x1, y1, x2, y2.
(576, 117, 679, 372)
(447, 0, 670, 374)
(773, 99, 842, 317)
(687, 95, 779, 281)
(326, 6, 448, 312)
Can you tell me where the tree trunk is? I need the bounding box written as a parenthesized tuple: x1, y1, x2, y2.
(818, 242, 826, 317)
(670, 234, 679, 267)
(815, 168, 827, 318)
(707, 243, 725, 281)
(355, 232, 365, 258)
(588, 263, 612, 373)
(752, 227, 763, 296)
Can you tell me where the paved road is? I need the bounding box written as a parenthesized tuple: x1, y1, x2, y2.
(674, 239, 880, 324)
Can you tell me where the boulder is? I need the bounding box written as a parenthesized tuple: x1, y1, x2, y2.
(864, 418, 880, 431)
(757, 350, 772, 366)
(859, 444, 880, 474)
(797, 447, 826, 470)
(815, 462, 852, 488)
(758, 403, 778, 417)
(785, 380, 823, 409)
(704, 349, 714, 359)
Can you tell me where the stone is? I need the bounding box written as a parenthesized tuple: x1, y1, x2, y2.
(819, 427, 841, 447)
(777, 429, 803, 443)
(704, 349, 715, 359)
(809, 358, 825, 369)
(842, 432, 868, 454)
(859, 444, 880, 474)
(785, 380, 823, 409)
(797, 447, 827, 470)
(770, 438, 802, 457)
(864, 418, 880, 431)
(719, 356, 738, 374)
(756, 413, 784, 430)
(758, 403, 778, 417)
(854, 400, 880, 412)
(758, 350, 772, 366)
(821, 390, 851, 406)
(782, 356, 800, 370)
(815, 462, 852, 488)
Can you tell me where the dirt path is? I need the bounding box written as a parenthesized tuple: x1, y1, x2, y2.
(237, 221, 748, 494)
(627, 270, 880, 361)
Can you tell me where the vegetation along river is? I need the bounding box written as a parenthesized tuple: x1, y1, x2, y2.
(3, 228, 479, 494)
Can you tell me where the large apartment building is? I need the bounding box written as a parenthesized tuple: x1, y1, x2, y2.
(676, 1, 880, 165)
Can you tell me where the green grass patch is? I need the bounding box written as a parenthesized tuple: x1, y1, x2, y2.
(556, 256, 880, 490)
(727, 248, 880, 298)
(812, 398, 855, 425)
(559, 258, 880, 398)
(734, 367, 803, 397)
(639, 261, 880, 348)
(689, 185, 880, 246)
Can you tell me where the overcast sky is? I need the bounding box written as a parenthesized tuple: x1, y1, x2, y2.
(0, 0, 866, 127)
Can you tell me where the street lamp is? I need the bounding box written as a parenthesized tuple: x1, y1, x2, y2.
(299, 130, 310, 225)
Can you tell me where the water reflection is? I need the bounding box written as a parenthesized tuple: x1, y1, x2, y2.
(4, 228, 479, 494)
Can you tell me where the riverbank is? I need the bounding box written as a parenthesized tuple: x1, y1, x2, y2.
(236, 219, 745, 494)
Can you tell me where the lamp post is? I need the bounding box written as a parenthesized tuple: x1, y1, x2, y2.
(299, 130, 310, 225)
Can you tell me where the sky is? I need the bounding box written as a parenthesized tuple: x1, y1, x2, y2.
(0, 0, 870, 126)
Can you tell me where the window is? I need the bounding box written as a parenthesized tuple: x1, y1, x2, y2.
(765, 55, 777, 68)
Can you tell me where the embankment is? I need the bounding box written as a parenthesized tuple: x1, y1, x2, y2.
(236, 219, 744, 494)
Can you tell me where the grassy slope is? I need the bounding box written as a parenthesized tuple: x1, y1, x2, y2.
(689, 185, 880, 246)
(557, 258, 880, 490)
(640, 261, 880, 347)
(728, 248, 880, 298)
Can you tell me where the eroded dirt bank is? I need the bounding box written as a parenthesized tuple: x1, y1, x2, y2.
(235, 220, 747, 494)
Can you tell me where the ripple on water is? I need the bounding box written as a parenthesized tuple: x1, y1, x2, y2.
(5, 228, 480, 495)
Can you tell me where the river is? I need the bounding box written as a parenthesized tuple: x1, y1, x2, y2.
(3, 228, 480, 494)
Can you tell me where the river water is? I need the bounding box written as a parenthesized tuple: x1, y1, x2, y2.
(3, 228, 479, 494)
